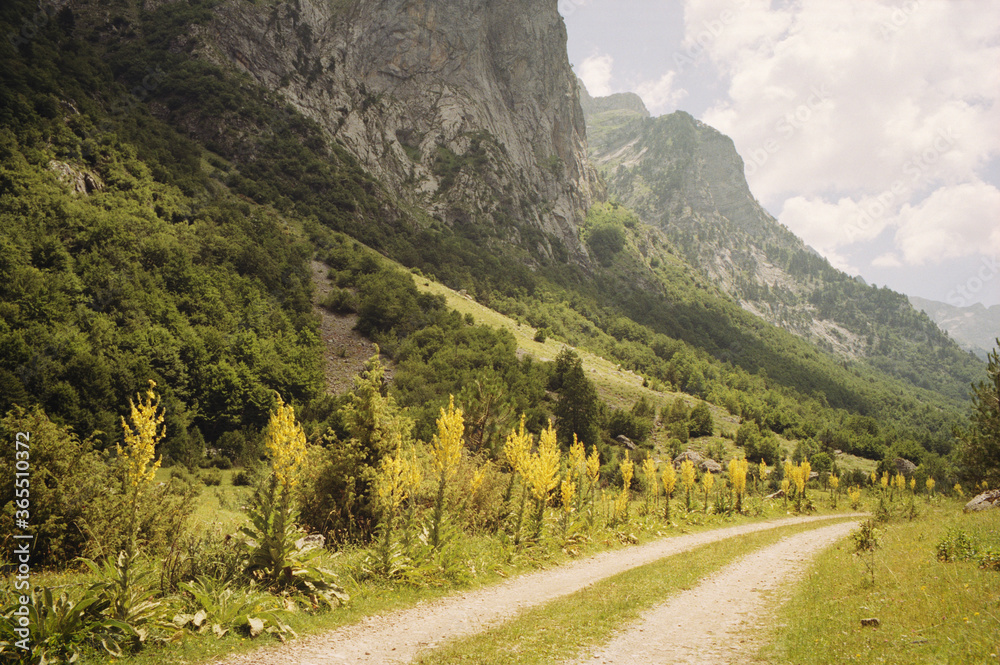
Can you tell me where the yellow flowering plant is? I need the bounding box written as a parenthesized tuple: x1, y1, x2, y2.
(728, 458, 748, 513)
(265, 395, 308, 493)
(661, 463, 677, 521)
(680, 459, 697, 512)
(701, 469, 715, 514)
(613, 453, 634, 523)
(641, 458, 658, 514)
(431, 396, 465, 549)
(524, 423, 560, 540)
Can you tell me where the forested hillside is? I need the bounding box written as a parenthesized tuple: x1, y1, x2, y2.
(0, 0, 980, 473)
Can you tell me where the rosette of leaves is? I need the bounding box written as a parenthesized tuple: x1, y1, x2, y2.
(240, 481, 349, 609)
(175, 576, 294, 640)
(0, 586, 133, 663)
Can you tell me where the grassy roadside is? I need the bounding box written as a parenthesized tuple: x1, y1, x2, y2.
(413, 517, 860, 665)
(759, 501, 1000, 664)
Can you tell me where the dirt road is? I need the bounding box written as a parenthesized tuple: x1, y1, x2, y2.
(211, 514, 859, 665)
(573, 520, 859, 664)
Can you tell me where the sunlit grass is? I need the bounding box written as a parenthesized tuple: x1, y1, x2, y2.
(759, 500, 1000, 664)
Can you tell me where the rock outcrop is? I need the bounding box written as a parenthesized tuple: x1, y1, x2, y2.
(964, 489, 1000, 512)
(207, 0, 601, 262)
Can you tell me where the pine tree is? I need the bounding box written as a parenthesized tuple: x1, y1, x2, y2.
(959, 340, 1000, 487)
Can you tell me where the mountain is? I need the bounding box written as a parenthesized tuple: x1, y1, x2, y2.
(205, 0, 601, 264)
(0, 0, 980, 465)
(581, 89, 982, 401)
(909, 296, 1000, 360)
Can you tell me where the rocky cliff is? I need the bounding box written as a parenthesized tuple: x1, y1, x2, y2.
(205, 0, 601, 262)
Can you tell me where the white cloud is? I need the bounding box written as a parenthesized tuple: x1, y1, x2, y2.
(578, 53, 615, 97)
(894, 181, 1000, 265)
(635, 71, 688, 114)
(686, 0, 1000, 274)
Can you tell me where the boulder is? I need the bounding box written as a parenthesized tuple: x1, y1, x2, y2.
(673, 450, 704, 468)
(701, 459, 723, 474)
(615, 434, 636, 450)
(295, 533, 326, 551)
(964, 489, 1000, 513)
(893, 457, 917, 477)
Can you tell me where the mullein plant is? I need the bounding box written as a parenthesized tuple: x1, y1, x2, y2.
(757, 460, 768, 496)
(374, 435, 422, 572)
(118, 380, 165, 557)
(728, 458, 748, 514)
(585, 444, 601, 529)
(559, 475, 576, 539)
(503, 416, 532, 546)
(430, 396, 464, 550)
(848, 485, 862, 509)
(641, 458, 658, 516)
(80, 380, 166, 637)
(522, 423, 560, 542)
(244, 395, 308, 585)
(661, 463, 677, 522)
(613, 453, 634, 524)
(829, 473, 840, 508)
(568, 434, 587, 514)
(701, 468, 714, 514)
(680, 459, 697, 512)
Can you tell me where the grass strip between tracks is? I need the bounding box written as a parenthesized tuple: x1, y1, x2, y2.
(414, 516, 859, 664)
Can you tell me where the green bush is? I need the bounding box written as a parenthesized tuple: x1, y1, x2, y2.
(0, 407, 109, 566)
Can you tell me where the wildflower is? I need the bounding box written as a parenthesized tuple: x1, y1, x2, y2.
(681, 459, 697, 511)
(926, 477, 936, 494)
(586, 446, 601, 483)
(661, 463, 677, 522)
(728, 458, 748, 512)
(432, 395, 464, 482)
(569, 434, 586, 477)
(561, 478, 576, 513)
(264, 395, 308, 492)
(701, 469, 715, 513)
(524, 422, 560, 503)
(504, 415, 531, 475)
(471, 467, 486, 495)
(954, 483, 964, 498)
(118, 380, 164, 491)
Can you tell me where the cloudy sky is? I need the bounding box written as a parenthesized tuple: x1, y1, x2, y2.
(561, 0, 1000, 308)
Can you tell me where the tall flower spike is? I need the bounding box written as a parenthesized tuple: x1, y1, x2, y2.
(119, 380, 164, 491)
(586, 445, 601, 483)
(504, 414, 531, 475)
(524, 422, 560, 502)
(265, 395, 308, 492)
(432, 395, 464, 481)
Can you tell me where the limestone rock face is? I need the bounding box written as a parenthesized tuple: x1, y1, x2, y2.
(208, 0, 601, 262)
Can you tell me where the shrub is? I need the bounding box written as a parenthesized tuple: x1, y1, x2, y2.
(0, 406, 109, 566)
